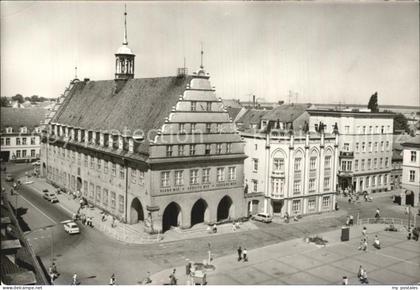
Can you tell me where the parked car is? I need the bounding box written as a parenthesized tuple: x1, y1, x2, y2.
(252, 213, 273, 223)
(32, 160, 40, 166)
(5, 174, 14, 182)
(63, 221, 80, 234)
(43, 192, 59, 203)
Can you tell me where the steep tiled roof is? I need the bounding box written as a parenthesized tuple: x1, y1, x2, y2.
(236, 109, 267, 129)
(262, 104, 309, 122)
(401, 135, 420, 147)
(225, 107, 242, 121)
(51, 76, 193, 153)
(1, 108, 47, 133)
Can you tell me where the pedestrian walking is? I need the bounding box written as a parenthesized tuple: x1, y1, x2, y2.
(169, 269, 177, 285)
(112, 216, 116, 228)
(362, 226, 367, 238)
(243, 248, 248, 262)
(102, 212, 106, 222)
(405, 206, 409, 215)
(349, 215, 354, 226)
(237, 246, 242, 261)
(357, 265, 364, 279)
(212, 224, 217, 233)
(375, 208, 380, 219)
(143, 271, 152, 284)
(346, 216, 350, 226)
(360, 269, 369, 284)
(109, 274, 116, 285)
(232, 223, 236, 232)
(81, 214, 86, 225)
(72, 273, 78, 285)
(342, 276, 348, 285)
(186, 260, 191, 276)
(373, 235, 381, 249)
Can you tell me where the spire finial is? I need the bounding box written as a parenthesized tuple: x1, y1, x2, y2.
(123, 4, 128, 45)
(74, 66, 78, 79)
(200, 42, 204, 69)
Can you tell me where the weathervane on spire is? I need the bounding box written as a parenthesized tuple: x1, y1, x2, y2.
(200, 42, 204, 69)
(74, 66, 78, 79)
(123, 4, 128, 45)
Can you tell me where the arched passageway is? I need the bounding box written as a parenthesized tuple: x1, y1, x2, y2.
(217, 195, 233, 221)
(162, 202, 181, 232)
(191, 199, 209, 226)
(130, 198, 144, 224)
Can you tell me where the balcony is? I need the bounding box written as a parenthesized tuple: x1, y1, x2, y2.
(271, 170, 285, 178)
(340, 151, 354, 158)
(270, 193, 284, 200)
(309, 170, 317, 178)
(338, 169, 353, 177)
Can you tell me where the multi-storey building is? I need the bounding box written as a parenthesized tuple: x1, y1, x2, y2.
(239, 106, 339, 217)
(307, 110, 394, 194)
(401, 135, 420, 206)
(0, 108, 46, 162)
(40, 11, 246, 233)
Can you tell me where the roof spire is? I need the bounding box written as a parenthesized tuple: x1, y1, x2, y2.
(200, 42, 204, 69)
(123, 4, 128, 45)
(74, 66, 78, 79)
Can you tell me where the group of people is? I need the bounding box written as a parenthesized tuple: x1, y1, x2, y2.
(358, 227, 381, 251)
(48, 263, 59, 284)
(345, 215, 354, 226)
(237, 246, 248, 262)
(357, 265, 369, 284)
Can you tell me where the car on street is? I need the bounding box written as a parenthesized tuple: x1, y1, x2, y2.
(43, 192, 59, 203)
(5, 174, 14, 182)
(63, 221, 80, 234)
(252, 213, 273, 223)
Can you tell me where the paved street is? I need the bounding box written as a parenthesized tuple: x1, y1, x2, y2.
(1, 162, 419, 285)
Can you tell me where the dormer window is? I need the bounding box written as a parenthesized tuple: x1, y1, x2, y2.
(6, 127, 13, 133)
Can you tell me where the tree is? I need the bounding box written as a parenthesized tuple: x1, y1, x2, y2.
(0, 96, 10, 107)
(11, 94, 24, 104)
(367, 92, 379, 112)
(393, 113, 409, 133)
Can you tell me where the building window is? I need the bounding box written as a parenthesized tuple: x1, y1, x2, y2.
(324, 177, 331, 191)
(362, 126, 366, 134)
(6, 127, 13, 133)
(205, 144, 211, 155)
(310, 157, 317, 170)
(178, 145, 185, 156)
(206, 123, 211, 133)
(31, 137, 36, 145)
(344, 126, 350, 134)
(84, 155, 88, 167)
(228, 167, 236, 181)
(22, 150, 27, 157)
(138, 170, 145, 185)
(31, 149, 36, 157)
(161, 171, 170, 187)
(294, 158, 302, 172)
(384, 174, 388, 185)
(343, 143, 350, 151)
(118, 195, 124, 213)
(103, 188, 108, 206)
(369, 126, 373, 134)
(111, 163, 116, 176)
(273, 158, 285, 171)
(253, 158, 259, 172)
(206, 102, 212, 111)
(355, 143, 359, 151)
(293, 180, 301, 194)
(322, 196, 330, 208)
(367, 159, 371, 169)
(131, 169, 137, 183)
(166, 145, 173, 157)
(0, 138, 3, 146)
(175, 170, 184, 186)
(217, 167, 225, 182)
(22, 137, 27, 145)
(189, 169, 199, 185)
(111, 192, 116, 209)
(342, 161, 352, 171)
(83, 181, 88, 197)
(96, 186, 101, 203)
(379, 158, 383, 168)
(385, 157, 389, 167)
(190, 144, 196, 156)
(226, 143, 232, 153)
(324, 156, 332, 169)
(89, 182, 94, 199)
(365, 176, 370, 188)
(178, 123, 185, 133)
(191, 123, 196, 132)
(191, 101, 197, 111)
(378, 175, 382, 186)
(271, 178, 284, 194)
(354, 160, 359, 171)
(202, 168, 210, 183)
(216, 143, 222, 154)
(381, 141, 384, 151)
(372, 176, 376, 187)
(97, 159, 101, 171)
(362, 142, 366, 152)
(308, 199, 316, 211)
(254, 144, 258, 150)
(373, 158, 377, 168)
(386, 141, 390, 150)
(409, 170, 415, 182)
(374, 142, 378, 152)
(252, 179, 258, 192)
(90, 156, 94, 169)
(411, 151, 417, 162)
(119, 165, 125, 179)
(309, 178, 316, 192)
(16, 138, 21, 145)
(6, 138, 10, 145)
(292, 200, 301, 213)
(104, 161, 109, 174)
(381, 126, 384, 134)
(16, 150, 21, 158)
(368, 142, 372, 152)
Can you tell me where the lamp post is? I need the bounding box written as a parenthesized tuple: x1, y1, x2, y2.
(24, 224, 56, 264)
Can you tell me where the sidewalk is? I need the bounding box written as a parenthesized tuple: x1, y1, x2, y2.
(150, 224, 420, 285)
(19, 176, 258, 244)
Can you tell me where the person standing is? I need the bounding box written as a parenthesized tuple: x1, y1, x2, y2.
(349, 215, 354, 226)
(375, 208, 380, 219)
(237, 246, 242, 261)
(243, 248, 248, 262)
(169, 269, 177, 285)
(72, 273, 78, 285)
(342, 276, 348, 285)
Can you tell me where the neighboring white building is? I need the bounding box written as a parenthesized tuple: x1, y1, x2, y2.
(307, 110, 394, 194)
(0, 108, 46, 162)
(401, 135, 420, 206)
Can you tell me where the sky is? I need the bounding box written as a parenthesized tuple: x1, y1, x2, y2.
(1, 1, 419, 106)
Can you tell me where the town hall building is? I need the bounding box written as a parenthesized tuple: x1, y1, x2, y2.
(40, 10, 247, 233)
